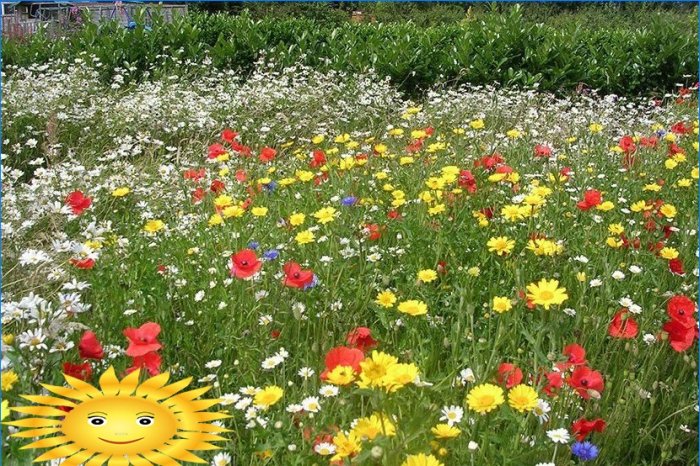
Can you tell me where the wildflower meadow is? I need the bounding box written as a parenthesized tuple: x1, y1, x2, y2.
(1, 5, 699, 466)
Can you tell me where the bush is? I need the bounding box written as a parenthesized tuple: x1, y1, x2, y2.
(2, 5, 697, 96)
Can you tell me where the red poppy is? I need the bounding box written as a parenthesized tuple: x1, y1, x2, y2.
(320, 346, 364, 380)
(662, 319, 697, 352)
(192, 187, 206, 204)
(669, 258, 685, 276)
(124, 322, 162, 357)
(640, 136, 658, 148)
(667, 295, 697, 326)
(387, 210, 402, 220)
(314, 173, 329, 186)
(556, 343, 587, 371)
(437, 261, 448, 275)
(480, 207, 494, 219)
(608, 309, 639, 339)
(69, 258, 95, 270)
(271, 329, 281, 340)
(543, 371, 564, 397)
(406, 139, 424, 153)
(183, 168, 206, 182)
(65, 191, 92, 215)
(576, 189, 602, 211)
(310, 150, 327, 168)
(567, 366, 604, 399)
(259, 147, 277, 163)
(661, 224, 673, 239)
(571, 418, 606, 441)
(312, 432, 334, 448)
(127, 351, 161, 376)
(210, 179, 225, 194)
(618, 136, 636, 154)
(364, 224, 382, 241)
(231, 141, 252, 157)
(282, 262, 315, 289)
(534, 144, 552, 158)
(207, 143, 227, 160)
(495, 164, 513, 175)
(496, 363, 523, 389)
(564, 343, 586, 363)
(221, 128, 238, 143)
(78, 331, 104, 360)
(668, 143, 685, 156)
(63, 362, 92, 381)
(671, 121, 692, 135)
(235, 169, 248, 183)
(474, 153, 504, 170)
(559, 166, 572, 179)
(229, 249, 263, 279)
(346, 327, 377, 351)
(458, 170, 477, 193)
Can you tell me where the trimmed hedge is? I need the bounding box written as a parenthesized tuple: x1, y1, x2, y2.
(3, 5, 697, 95)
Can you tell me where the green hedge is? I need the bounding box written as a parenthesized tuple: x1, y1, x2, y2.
(3, 5, 697, 95)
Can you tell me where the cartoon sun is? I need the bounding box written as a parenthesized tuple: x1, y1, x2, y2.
(5, 367, 230, 465)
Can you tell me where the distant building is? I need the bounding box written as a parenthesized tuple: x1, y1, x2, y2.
(1, 1, 187, 39)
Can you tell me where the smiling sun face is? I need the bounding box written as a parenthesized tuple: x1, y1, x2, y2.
(62, 395, 178, 456)
(5, 367, 230, 465)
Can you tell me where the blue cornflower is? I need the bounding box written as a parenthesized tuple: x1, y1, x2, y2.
(341, 196, 358, 206)
(302, 274, 319, 291)
(247, 241, 260, 250)
(571, 441, 599, 461)
(263, 249, 279, 261)
(263, 181, 277, 192)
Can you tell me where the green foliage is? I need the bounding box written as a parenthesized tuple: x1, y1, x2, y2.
(2, 5, 698, 96)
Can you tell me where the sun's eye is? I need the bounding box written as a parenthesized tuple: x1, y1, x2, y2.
(87, 416, 106, 426)
(136, 416, 154, 426)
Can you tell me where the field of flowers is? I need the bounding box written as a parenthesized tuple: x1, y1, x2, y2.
(1, 59, 698, 465)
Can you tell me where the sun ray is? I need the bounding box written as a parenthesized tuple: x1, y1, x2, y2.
(140, 450, 180, 466)
(176, 431, 228, 442)
(41, 383, 93, 401)
(10, 427, 61, 438)
(117, 369, 141, 396)
(60, 449, 98, 466)
(163, 387, 212, 407)
(187, 412, 230, 423)
(11, 406, 70, 417)
(148, 378, 193, 401)
(83, 452, 111, 466)
(135, 373, 171, 398)
(34, 443, 83, 462)
(107, 455, 129, 466)
(21, 395, 76, 408)
(22, 435, 70, 450)
(180, 422, 230, 433)
(157, 440, 207, 463)
(129, 455, 155, 466)
(62, 375, 103, 398)
(166, 437, 219, 452)
(5, 417, 62, 428)
(178, 399, 221, 413)
(98, 367, 122, 396)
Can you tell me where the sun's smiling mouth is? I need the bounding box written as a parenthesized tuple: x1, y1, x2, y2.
(98, 437, 144, 444)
